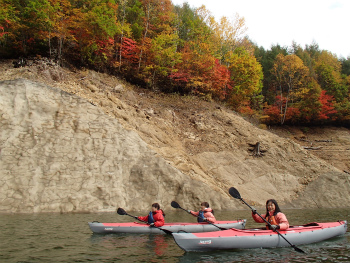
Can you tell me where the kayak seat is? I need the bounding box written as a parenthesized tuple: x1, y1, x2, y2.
(290, 222, 319, 228)
(302, 222, 319, 227)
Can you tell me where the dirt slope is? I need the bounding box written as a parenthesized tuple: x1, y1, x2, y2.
(1, 58, 349, 209)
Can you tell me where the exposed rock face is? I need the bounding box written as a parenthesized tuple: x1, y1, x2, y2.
(1, 77, 350, 213)
(0, 79, 231, 213)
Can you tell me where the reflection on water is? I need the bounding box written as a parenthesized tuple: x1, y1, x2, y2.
(0, 208, 349, 262)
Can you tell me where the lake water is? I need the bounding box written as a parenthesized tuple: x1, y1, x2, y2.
(0, 208, 349, 262)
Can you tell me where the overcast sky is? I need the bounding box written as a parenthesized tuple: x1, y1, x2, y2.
(171, 0, 349, 58)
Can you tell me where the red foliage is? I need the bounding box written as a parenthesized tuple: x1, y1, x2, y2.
(238, 103, 254, 116)
(27, 37, 35, 44)
(95, 38, 114, 58)
(0, 26, 6, 38)
(169, 71, 190, 83)
(0, 20, 10, 38)
(318, 90, 337, 120)
(120, 37, 139, 64)
(264, 96, 301, 124)
(210, 59, 232, 99)
(264, 105, 281, 123)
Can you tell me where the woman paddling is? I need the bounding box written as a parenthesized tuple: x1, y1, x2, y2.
(188, 202, 216, 223)
(252, 199, 289, 231)
(138, 203, 165, 227)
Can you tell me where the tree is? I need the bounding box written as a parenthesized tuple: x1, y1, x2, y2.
(318, 90, 337, 120)
(209, 13, 248, 65)
(340, 56, 350, 76)
(254, 44, 288, 103)
(47, 0, 77, 63)
(271, 54, 309, 124)
(226, 47, 263, 110)
(0, 0, 53, 56)
(117, 0, 130, 70)
(150, 31, 181, 85)
(315, 63, 347, 103)
(0, 0, 17, 56)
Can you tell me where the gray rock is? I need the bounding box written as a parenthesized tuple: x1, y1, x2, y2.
(0, 79, 230, 213)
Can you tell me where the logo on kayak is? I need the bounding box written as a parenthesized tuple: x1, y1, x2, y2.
(104, 228, 113, 230)
(199, 240, 212, 245)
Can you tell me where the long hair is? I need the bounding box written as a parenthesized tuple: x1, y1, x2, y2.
(201, 202, 214, 215)
(265, 199, 281, 217)
(152, 203, 165, 217)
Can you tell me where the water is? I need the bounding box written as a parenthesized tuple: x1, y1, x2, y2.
(0, 208, 349, 263)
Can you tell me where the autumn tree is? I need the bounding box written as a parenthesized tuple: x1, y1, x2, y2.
(270, 53, 309, 124)
(315, 51, 348, 102)
(0, 0, 53, 56)
(150, 31, 181, 85)
(0, 0, 18, 57)
(208, 13, 248, 65)
(297, 78, 322, 122)
(226, 47, 263, 111)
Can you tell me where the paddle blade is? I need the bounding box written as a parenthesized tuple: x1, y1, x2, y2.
(229, 187, 241, 199)
(293, 245, 306, 254)
(117, 207, 127, 215)
(171, 201, 180, 209)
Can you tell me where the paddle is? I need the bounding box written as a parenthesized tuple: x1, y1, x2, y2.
(228, 187, 306, 254)
(171, 201, 229, 231)
(116, 207, 172, 235)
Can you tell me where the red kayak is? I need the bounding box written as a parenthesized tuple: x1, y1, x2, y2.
(172, 221, 348, 251)
(88, 219, 246, 234)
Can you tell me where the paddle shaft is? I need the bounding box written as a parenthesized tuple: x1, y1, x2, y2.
(240, 197, 305, 253)
(123, 211, 172, 235)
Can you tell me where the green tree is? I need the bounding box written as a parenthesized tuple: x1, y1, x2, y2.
(254, 44, 288, 103)
(340, 56, 350, 76)
(124, 0, 144, 40)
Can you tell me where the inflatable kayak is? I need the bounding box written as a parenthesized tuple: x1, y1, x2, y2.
(88, 219, 246, 234)
(173, 221, 347, 252)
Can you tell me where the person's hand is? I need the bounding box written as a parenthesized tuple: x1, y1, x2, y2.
(251, 207, 257, 215)
(149, 223, 155, 227)
(270, 225, 280, 232)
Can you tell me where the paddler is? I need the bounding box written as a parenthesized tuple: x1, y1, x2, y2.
(138, 203, 165, 227)
(252, 199, 289, 231)
(188, 202, 216, 223)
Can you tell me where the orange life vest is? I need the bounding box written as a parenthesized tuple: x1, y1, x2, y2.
(266, 214, 278, 230)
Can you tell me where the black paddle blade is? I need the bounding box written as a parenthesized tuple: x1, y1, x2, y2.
(171, 201, 180, 209)
(229, 187, 241, 199)
(117, 207, 127, 215)
(293, 245, 306, 254)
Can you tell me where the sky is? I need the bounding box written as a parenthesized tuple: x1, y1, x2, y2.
(171, 0, 349, 58)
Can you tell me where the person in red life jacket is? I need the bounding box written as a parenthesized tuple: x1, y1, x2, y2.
(252, 199, 289, 231)
(188, 202, 216, 223)
(138, 203, 165, 227)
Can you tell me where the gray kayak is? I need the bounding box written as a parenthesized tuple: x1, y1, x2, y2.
(88, 219, 246, 234)
(172, 221, 347, 252)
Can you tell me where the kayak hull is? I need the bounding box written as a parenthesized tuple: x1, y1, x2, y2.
(88, 220, 246, 234)
(172, 221, 347, 252)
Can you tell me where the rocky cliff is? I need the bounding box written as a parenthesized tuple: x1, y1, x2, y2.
(0, 79, 236, 213)
(1, 61, 349, 213)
